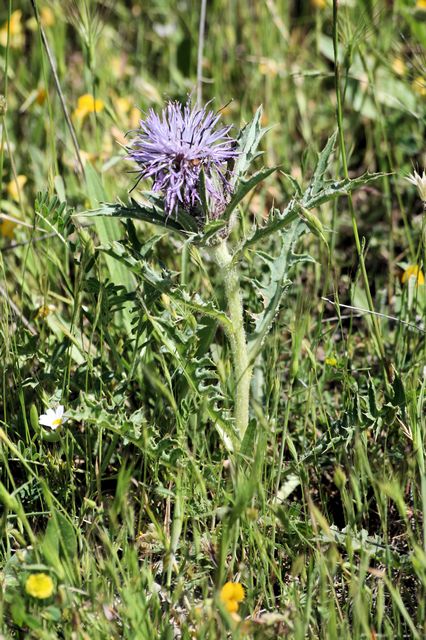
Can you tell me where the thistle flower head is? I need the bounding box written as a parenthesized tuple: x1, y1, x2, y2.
(128, 100, 237, 219)
(406, 169, 426, 202)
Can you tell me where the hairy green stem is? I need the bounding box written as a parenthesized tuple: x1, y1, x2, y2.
(211, 239, 252, 442)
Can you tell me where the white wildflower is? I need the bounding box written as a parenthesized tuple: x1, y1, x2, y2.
(406, 169, 426, 203)
(39, 405, 66, 430)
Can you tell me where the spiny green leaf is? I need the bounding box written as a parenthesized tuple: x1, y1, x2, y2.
(199, 218, 228, 244)
(97, 241, 233, 333)
(233, 167, 382, 261)
(233, 203, 300, 262)
(222, 166, 278, 222)
(305, 130, 338, 199)
(231, 105, 267, 184)
(280, 171, 303, 198)
(303, 172, 383, 209)
(84, 199, 194, 235)
(141, 192, 199, 233)
(247, 220, 314, 362)
(180, 291, 233, 334)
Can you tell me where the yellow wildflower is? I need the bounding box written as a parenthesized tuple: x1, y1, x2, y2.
(28, 7, 55, 30)
(219, 582, 245, 614)
(25, 573, 54, 599)
(73, 94, 105, 121)
(41, 6, 55, 27)
(311, 0, 326, 7)
(325, 357, 338, 367)
(0, 217, 17, 239)
(110, 56, 126, 79)
(259, 59, 278, 77)
(416, 0, 426, 8)
(412, 76, 426, 97)
(7, 175, 27, 202)
(36, 87, 47, 105)
(401, 265, 425, 286)
(79, 150, 98, 166)
(130, 107, 141, 129)
(19, 87, 48, 113)
(0, 10, 24, 49)
(36, 304, 56, 319)
(392, 57, 406, 77)
(114, 96, 133, 116)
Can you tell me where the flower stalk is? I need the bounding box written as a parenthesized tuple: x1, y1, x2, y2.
(211, 239, 252, 443)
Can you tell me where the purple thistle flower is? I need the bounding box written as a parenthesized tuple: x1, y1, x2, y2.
(128, 101, 237, 220)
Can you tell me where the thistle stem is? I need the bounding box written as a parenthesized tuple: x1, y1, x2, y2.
(211, 239, 252, 442)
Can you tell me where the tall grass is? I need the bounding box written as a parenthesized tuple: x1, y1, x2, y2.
(0, 1, 425, 638)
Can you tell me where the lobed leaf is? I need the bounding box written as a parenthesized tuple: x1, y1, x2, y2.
(83, 190, 201, 236)
(96, 241, 233, 334)
(247, 220, 314, 362)
(304, 130, 338, 200)
(231, 106, 267, 185)
(222, 166, 278, 223)
(302, 172, 383, 210)
(233, 202, 300, 263)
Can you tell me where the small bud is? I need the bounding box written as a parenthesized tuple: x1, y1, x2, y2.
(41, 429, 62, 443)
(29, 404, 40, 433)
(334, 467, 347, 490)
(299, 207, 328, 245)
(161, 293, 171, 308)
(13, 532, 27, 547)
(0, 482, 19, 511)
(0, 95, 7, 117)
(78, 228, 95, 257)
(83, 497, 97, 509)
(289, 353, 299, 380)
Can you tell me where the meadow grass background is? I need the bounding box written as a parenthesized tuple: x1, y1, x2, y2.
(0, 0, 426, 637)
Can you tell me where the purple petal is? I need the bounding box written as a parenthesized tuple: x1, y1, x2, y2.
(127, 100, 238, 219)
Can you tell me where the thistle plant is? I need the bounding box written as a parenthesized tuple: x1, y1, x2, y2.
(90, 100, 380, 448)
(127, 101, 253, 442)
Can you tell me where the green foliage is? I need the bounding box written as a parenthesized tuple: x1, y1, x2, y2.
(1, 0, 426, 638)
(90, 195, 199, 236)
(231, 106, 267, 185)
(247, 219, 314, 362)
